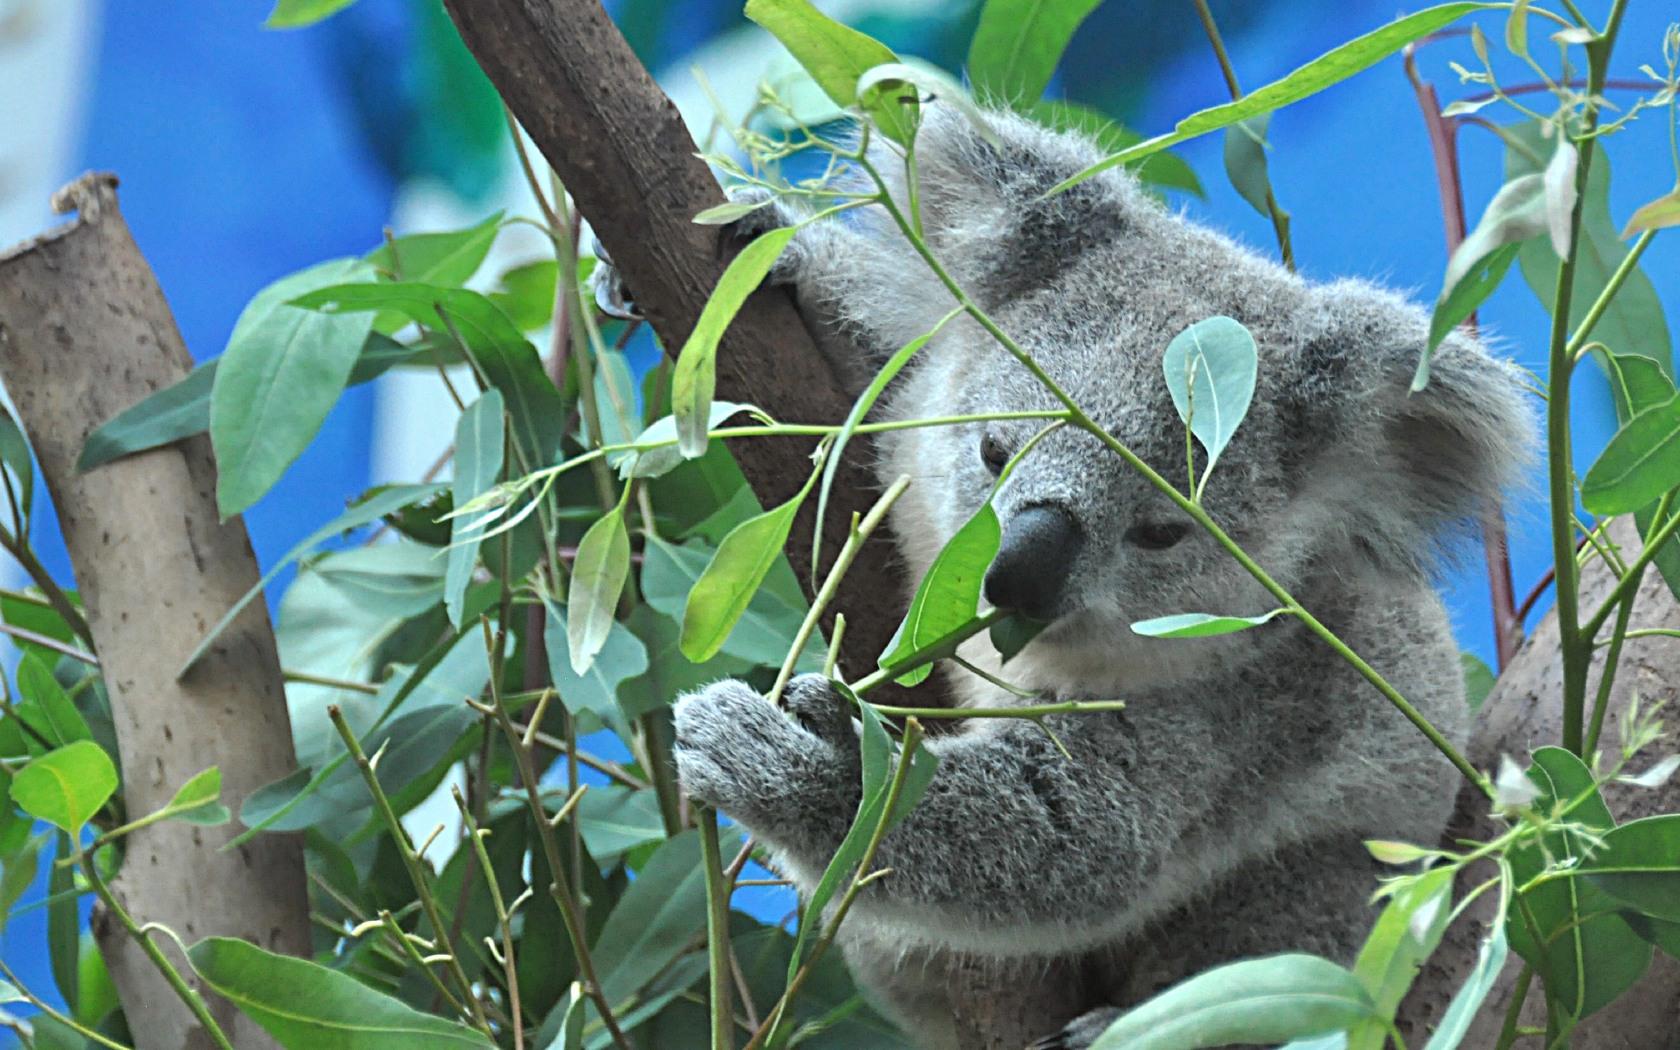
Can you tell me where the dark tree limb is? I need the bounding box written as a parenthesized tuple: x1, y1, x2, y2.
(0, 174, 306, 1050)
(441, 0, 909, 687)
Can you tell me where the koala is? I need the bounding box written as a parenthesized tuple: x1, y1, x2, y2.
(649, 105, 1531, 1048)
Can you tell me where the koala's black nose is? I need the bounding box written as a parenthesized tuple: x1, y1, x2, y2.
(983, 505, 1082, 621)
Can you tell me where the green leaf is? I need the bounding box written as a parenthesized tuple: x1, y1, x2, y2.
(187, 936, 494, 1047)
(1162, 316, 1258, 485)
(487, 259, 560, 332)
(13, 741, 118, 833)
(1602, 354, 1680, 604)
(1048, 4, 1497, 196)
(182, 483, 445, 675)
(211, 258, 377, 516)
(1622, 188, 1680, 239)
(47, 832, 77, 1014)
(444, 391, 504, 627)
(15, 651, 91, 749)
(694, 200, 773, 226)
(1422, 928, 1507, 1050)
(1418, 243, 1522, 388)
(0, 978, 22, 1005)
(989, 613, 1048, 665)
(1223, 115, 1288, 230)
(680, 494, 806, 663)
(164, 766, 229, 825)
(879, 504, 1000, 686)
(1460, 652, 1496, 713)
(1505, 120, 1672, 381)
(744, 0, 915, 144)
(544, 598, 648, 739)
(857, 62, 998, 147)
(671, 226, 798, 458)
(365, 213, 502, 286)
(616, 402, 761, 480)
(264, 0, 358, 29)
(1090, 954, 1376, 1049)
(78, 332, 415, 473)
(1130, 609, 1287, 638)
(573, 786, 666, 868)
(967, 0, 1104, 106)
(590, 828, 741, 1004)
(1581, 390, 1680, 517)
(289, 282, 567, 465)
(567, 506, 631, 674)
(642, 538, 819, 669)
(1582, 813, 1680, 922)
(1506, 747, 1650, 1020)
(0, 834, 43, 931)
(0, 404, 33, 530)
(1346, 867, 1453, 1050)
(1029, 101, 1203, 197)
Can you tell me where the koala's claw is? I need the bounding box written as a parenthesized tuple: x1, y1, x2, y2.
(588, 234, 642, 321)
(781, 673, 858, 752)
(1029, 1008, 1122, 1050)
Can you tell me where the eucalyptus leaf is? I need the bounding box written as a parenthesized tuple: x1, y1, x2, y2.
(1090, 954, 1377, 1049)
(671, 226, 798, 458)
(967, 0, 1104, 106)
(1418, 242, 1521, 389)
(1622, 188, 1680, 238)
(1422, 928, 1507, 1050)
(1542, 139, 1579, 258)
(211, 258, 377, 516)
(680, 495, 805, 663)
(1223, 115, 1287, 226)
(544, 597, 647, 739)
(164, 766, 230, 825)
(1581, 814, 1680, 921)
(264, 0, 357, 29)
(1346, 866, 1453, 1050)
(1030, 101, 1203, 197)
(0, 404, 33, 530)
(879, 504, 1000, 687)
(444, 391, 504, 628)
(187, 937, 494, 1047)
(1131, 609, 1287, 638)
(1048, 4, 1498, 196)
(1162, 316, 1258, 485)
(567, 507, 631, 674)
(365, 212, 502, 287)
(744, 0, 915, 144)
(1580, 390, 1680, 517)
(13, 741, 118, 834)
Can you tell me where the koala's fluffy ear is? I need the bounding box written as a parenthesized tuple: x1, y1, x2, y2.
(866, 103, 1150, 305)
(1291, 280, 1535, 572)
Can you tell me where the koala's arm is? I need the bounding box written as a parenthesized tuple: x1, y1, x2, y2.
(675, 676, 1214, 944)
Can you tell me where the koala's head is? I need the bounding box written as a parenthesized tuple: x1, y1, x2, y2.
(856, 106, 1534, 688)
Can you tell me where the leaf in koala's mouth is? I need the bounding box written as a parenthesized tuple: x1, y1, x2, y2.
(989, 614, 1049, 664)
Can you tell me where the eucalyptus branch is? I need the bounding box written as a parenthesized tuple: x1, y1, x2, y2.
(747, 718, 926, 1050)
(0, 959, 131, 1050)
(451, 786, 524, 1050)
(0, 527, 92, 649)
(327, 707, 491, 1034)
(768, 475, 912, 705)
(473, 624, 634, 1050)
(1189, 0, 1296, 270)
(697, 806, 733, 1050)
(857, 158, 1491, 796)
(76, 853, 235, 1050)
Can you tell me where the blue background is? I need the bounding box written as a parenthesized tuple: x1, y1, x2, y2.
(3, 0, 1676, 1034)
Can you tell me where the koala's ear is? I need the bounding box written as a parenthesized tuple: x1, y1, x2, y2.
(866, 103, 1150, 304)
(1290, 280, 1535, 571)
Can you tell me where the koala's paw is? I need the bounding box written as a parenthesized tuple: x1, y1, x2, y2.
(1027, 1008, 1122, 1050)
(673, 678, 851, 834)
(588, 235, 641, 321)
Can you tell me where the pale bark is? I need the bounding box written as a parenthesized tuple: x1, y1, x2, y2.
(0, 174, 306, 1050)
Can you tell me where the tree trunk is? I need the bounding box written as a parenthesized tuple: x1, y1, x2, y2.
(435, 3, 1680, 1046)
(0, 173, 307, 1050)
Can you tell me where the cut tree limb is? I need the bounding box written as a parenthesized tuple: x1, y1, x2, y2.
(0, 174, 306, 1050)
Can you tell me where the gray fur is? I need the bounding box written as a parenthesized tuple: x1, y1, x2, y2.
(663, 106, 1533, 1048)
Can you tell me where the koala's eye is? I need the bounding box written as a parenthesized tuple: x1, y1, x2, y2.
(979, 433, 1010, 475)
(1124, 522, 1192, 551)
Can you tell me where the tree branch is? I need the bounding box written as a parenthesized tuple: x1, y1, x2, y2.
(0, 173, 308, 1050)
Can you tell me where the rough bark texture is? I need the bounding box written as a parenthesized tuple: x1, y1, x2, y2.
(0, 174, 306, 1050)
(1396, 517, 1680, 1047)
(436, 3, 1680, 1046)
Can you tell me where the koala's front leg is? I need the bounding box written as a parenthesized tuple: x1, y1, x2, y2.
(672, 675, 862, 853)
(677, 675, 1182, 944)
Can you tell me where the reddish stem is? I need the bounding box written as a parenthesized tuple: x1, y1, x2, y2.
(1403, 42, 1522, 670)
